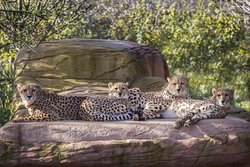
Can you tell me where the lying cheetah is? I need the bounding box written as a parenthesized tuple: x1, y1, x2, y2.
(174, 87, 234, 129)
(140, 87, 234, 128)
(108, 82, 140, 111)
(108, 76, 190, 119)
(13, 84, 133, 122)
(13, 84, 86, 122)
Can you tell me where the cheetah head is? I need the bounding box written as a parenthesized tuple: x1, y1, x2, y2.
(164, 76, 189, 97)
(212, 87, 234, 109)
(17, 84, 42, 108)
(108, 82, 129, 99)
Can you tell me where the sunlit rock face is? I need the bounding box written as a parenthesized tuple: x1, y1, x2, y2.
(0, 117, 250, 167)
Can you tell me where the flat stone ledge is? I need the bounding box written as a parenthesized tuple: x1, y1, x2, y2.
(0, 117, 250, 167)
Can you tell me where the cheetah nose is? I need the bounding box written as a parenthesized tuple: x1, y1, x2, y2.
(177, 88, 181, 92)
(118, 92, 122, 96)
(27, 95, 32, 99)
(221, 100, 225, 104)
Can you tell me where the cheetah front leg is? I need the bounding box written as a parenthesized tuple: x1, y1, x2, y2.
(174, 111, 196, 129)
(12, 113, 58, 122)
(173, 107, 204, 129)
(174, 103, 215, 129)
(136, 101, 167, 121)
(184, 109, 227, 128)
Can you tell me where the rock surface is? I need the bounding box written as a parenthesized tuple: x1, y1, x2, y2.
(0, 117, 250, 167)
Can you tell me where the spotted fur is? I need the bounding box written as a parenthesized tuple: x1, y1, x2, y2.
(139, 86, 234, 128)
(108, 82, 141, 111)
(80, 96, 133, 121)
(108, 76, 190, 120)
(134, 76, 190, 120)
(13, 84, 133, 122)
(13, 84, 86, 122)
(173, 87, 234, 129)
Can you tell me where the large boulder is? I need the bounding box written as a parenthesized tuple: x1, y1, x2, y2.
(0, 117, 250, 167)
(13, 39, 170, 114)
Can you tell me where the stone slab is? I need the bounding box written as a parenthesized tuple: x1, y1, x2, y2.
(0, 117, 250, 167)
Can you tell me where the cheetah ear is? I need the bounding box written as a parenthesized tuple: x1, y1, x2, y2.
(108, 82, 113, 89)
(167, 77, 171, 83)
(34, 84, 41, 90)
(229, 89, 235, 95)
(185, 77, 190, 86)
(125, 82, 129, 87)
(212, 88, 217, 95)
(164, 82, 168, 86)
(162, 82, 168, 90)
(17, 83, 23, 91)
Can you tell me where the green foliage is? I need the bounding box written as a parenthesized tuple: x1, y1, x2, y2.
(0, 59, 14, 126)
(0, 0, 92, 47)
(0, 31, 14, 126)
(0, 0, 249, 125)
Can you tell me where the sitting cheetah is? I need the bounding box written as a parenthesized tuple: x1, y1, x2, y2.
(140, 87, 234, 128)
(108, 76, 190, 120)
(13, 84, 133, 122)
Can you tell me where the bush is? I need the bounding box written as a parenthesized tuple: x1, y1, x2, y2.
(0, 55, 14, 126)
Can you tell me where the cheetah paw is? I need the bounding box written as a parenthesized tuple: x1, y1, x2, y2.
(184, 120, 193, 128)
(174, 122, 183, 129)
(12, 119, 17, 123)
(12, 117, 21, 123)
(133, 114, 140, 121)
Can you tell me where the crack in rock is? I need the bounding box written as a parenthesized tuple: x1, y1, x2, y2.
(93, 59, 136, 80)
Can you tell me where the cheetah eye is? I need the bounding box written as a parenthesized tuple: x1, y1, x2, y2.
(180, 83, 185, 85)
(173, 83, 177, 86)
(217, 94, 221, 97)
(23, 89, 27, 92)
(122, 87, 126, 90)
(32, 89, 35, 92)
(114, 88, 118, 90)
(225, 94, 229, 96)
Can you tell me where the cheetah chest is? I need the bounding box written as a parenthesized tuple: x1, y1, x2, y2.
(161, 101, 195, 118)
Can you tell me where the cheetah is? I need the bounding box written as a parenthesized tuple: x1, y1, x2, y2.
(140, 87, 234, 128)
(108, 76, 190, 120)
(174, 87, 234, 129)
(108, 82, 141, 112)
(13, 84, 86, 122)
(13, 84, 133, 122)
(160, 76, 190, 100)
